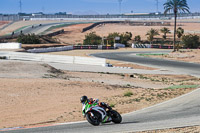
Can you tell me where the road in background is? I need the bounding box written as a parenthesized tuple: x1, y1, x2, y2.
(92, 51, 200, 78)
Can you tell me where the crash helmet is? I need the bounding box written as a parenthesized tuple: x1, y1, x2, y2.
(80, 95, 88, 104)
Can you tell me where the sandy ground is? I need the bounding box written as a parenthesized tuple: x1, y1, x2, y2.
(53, 23, 93, 45)
(0, 60, 199, 129)
(54, 22, 200, 45)
(0, 21, 10, 29)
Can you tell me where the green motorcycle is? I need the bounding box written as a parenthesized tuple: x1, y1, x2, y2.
(82, 102, 122, 126)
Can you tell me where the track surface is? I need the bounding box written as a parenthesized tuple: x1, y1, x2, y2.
(91, 51, 200, 77)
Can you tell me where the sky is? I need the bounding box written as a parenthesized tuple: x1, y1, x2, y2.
(0, 0, 199, 14)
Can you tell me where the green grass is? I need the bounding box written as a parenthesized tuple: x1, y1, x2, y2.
(124, 91, 133, 97)
(164, 85, 199, 90)
(109, 103, 115, 108)
(14, 25, 30, 33)
(137, 53, 168, 57)
(46, 24, 73, 31)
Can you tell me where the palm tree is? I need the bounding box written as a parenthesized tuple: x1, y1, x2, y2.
(160, 27, 171, 40)
(176, 27, 184, 50)
(134, 35, 141, 44)
(163, 0, 190, 51)
(146, 28, 159, 44)
(176, 27, 184, 39)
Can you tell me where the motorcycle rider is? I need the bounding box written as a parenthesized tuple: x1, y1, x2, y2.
(80, 95, 111, 123)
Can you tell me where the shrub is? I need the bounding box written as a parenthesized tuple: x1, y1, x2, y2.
(124, 91, 133, 97)
(17, 34, 41, 44)
(106, 32, 132, 46)
(106, 32, 121, 46)
(182, 34, 200, 48)
(176, 27, 184, 39)
(83, 32, 102, 45)
(109, 103, 115, 108)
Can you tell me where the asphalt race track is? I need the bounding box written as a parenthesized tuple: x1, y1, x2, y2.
(2, 50, 200, 133)
(91, 51, 200, 78)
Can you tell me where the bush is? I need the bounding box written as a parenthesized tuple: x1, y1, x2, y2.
(182, 34, 200, 48)
(83, 32, 102, 45)
(17, 34, 41, 44)
(109, 103, 115, 108)
(106, 32, 121, 46)
(106, 32, 132, 46)
(124, 91, 133, 97)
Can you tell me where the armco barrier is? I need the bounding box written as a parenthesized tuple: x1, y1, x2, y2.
(27, 45, 115, 53)
(2, 51, 105, 66)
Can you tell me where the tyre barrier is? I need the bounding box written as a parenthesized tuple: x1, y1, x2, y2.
(151, 45, 173, 49)
(132, 43, 173, 49)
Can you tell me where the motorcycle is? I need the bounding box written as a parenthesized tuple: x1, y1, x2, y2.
(82, 102, 122, 126)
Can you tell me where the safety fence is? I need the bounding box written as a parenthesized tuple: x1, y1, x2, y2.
(0, 51, 106, 66)
(27, 45, 115, 53)
(0, 13, 200, 21)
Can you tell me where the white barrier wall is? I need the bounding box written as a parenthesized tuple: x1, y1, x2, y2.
(27, 46, 73, 53)
(0, 43, 21, 49)
(0, 51, 106, 66)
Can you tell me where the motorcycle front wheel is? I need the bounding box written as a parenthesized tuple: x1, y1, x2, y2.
(110, 110, 122, 124)
(86, 111, 101, 126)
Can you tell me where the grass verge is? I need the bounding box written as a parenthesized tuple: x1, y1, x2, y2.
(137, 53, 168, 57)
(164, 84, 199, 90)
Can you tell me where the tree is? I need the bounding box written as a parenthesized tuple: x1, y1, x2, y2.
(146, 28, 159, 44)
(120, 32, 132, 46)
(83, 32, 102, 45)
(164, 0, 190, 51)
(17, 34, 40, 44)
(107, 32, 121, 46)
(176, 27, 184, 50)
(106, 32, 132, 46)
(176, 27, 184, 39)
(182, 34, 200, 48)
(160, 27, 171, 40)
(134, 35, 141, 44)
